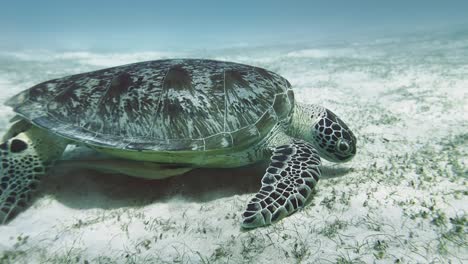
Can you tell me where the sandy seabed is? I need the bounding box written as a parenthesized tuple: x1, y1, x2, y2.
(0, 30, 466, 263)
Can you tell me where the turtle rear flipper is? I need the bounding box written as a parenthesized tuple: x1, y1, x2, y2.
(241, 140, 321, 228)
(0, 125, 66, 224)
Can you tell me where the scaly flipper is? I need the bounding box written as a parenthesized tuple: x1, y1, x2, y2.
(242, 140, 321, 228)
(0, 125, 67, 224)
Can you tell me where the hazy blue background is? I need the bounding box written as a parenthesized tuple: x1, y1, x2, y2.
(1, 0, 467, 51)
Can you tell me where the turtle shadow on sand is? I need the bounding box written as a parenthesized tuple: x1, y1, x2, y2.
(39, 155, 350, 211)
(41, 161, 268, 210)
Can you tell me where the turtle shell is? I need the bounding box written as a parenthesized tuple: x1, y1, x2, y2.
(7, 59, 294, 151)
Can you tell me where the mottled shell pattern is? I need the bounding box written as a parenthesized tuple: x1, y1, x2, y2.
(7, 59, 294, 151)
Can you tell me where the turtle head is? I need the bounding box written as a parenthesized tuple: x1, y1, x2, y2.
(308, 106, 356, 162)
(287, 103, 356, 162)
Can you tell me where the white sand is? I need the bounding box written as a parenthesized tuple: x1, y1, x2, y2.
(0, 31, 466, 263)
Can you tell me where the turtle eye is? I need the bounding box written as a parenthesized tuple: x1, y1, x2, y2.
(337, 140, 349, 153)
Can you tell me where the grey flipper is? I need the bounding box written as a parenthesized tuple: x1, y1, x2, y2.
(0, 125, 66, 224)
(241, 140, 321, 228)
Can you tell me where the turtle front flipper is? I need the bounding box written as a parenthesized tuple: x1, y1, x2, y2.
(0, 125, 67, 224)
(241, 140, 321, 228)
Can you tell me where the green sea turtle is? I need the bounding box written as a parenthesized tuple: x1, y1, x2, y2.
(0, 59, 356, 228)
